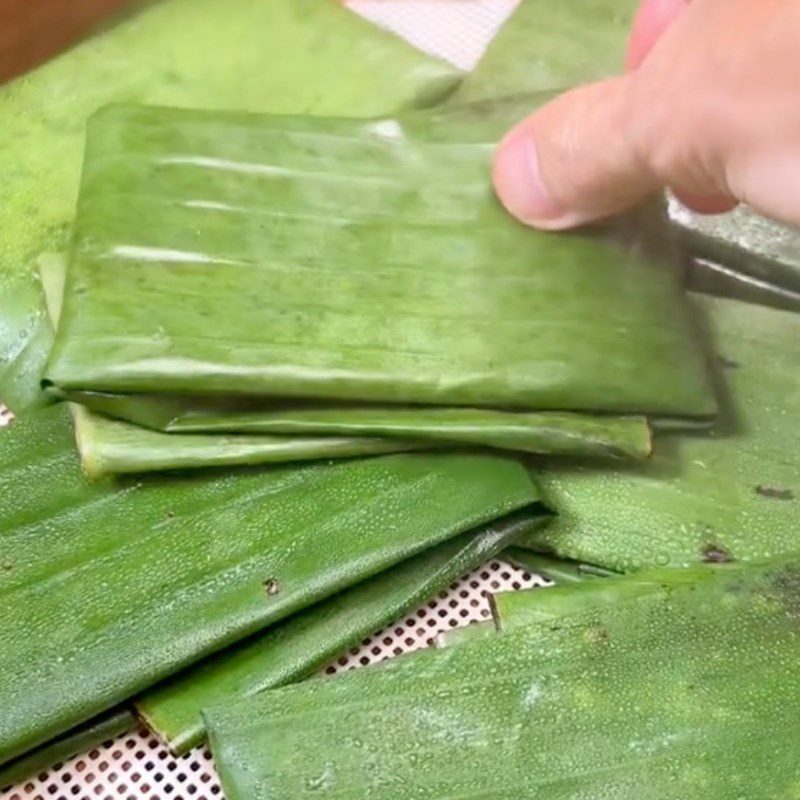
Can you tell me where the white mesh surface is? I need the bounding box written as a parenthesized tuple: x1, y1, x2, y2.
(347, 0, 519, 71)
(0, 3, 549, 798)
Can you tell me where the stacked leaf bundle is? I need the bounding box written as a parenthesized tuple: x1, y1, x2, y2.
(2, 0, 800, 794)
(41, 102, 714, 478)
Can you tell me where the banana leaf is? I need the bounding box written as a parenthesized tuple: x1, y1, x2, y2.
(35, 255, 427, 478)
(493, 564, 722, 629)
(72, 406, 428, 479)
(435, 566, 622, 651)
(518, 294, 800, 570)
(0, 0, 461, 415)
(434, 553, 619, 650)
(45, 103, 714, 420)
(70, 393, 653, 464)
(37, 252, 650, 474)
(430, 90, 559, 128)
(432, 620, 496, 649)
(448, 0, 637, 106)
(0, 709, 135, 791)
(0, 404, 539, 765)
(204, 558, 800, 800)
(503, 547, 616, 583)
(669, 198, 800, 312)
(136, 509, 546, 755)
(434, 560, 704, 649)
(85, 410, 430, 477)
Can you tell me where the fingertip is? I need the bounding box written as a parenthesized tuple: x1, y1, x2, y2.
(493, 78, 655, 231)
(492, 126, 570, 228)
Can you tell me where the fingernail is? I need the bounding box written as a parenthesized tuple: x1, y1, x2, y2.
(493, 132, 566, 227)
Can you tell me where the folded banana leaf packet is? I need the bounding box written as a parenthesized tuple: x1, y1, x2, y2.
(45, 103, 714, 426)
(0, 0, 461, 415)
(38, 251, 651, 474)
(73, 406, 432, 479)
(71, 392, 654, 470)
(39, 92, 658, 470)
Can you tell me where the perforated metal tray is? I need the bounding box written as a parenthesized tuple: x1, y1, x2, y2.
(0, 3, 549, 797)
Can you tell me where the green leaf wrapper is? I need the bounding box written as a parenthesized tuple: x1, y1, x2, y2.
(0, 405, 539, 764)
(205, 558, 800, 800)
(519, 295, 800, 570)
(448, 0, 637, 105)
(0, 0, 460, 413)
(46, 104, 714, 420)
(136, 509, 547, 754)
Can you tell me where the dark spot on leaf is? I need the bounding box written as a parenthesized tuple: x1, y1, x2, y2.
(165, 511, 175, 519)
(718, 356, 740, 369)
(768, 567, 800, 622)
(755, 485, 794, 501)
(586, 626, 609, 645)
(264, 579, 281, 596)
(0, 560, 12, 572)
(772, 569, 800, 595)
(702, 544, 733, 564)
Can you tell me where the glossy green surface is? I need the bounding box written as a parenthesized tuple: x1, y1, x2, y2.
(503, 548, 615, 583)
(0, 0, 460, 414)
(0, 709, 135, 790)
(71, 405, 426, 479)
(36, 255, 424, 477)
(670, 198, 800, 310)
(137, 509, 545, 754)
(38, 254, 650, 473)
(493, 565, 715, 629)
(435, 560, 693, 648)
(520, 295, 800, 570)
(206, 558, 800, 799)
(450, 0, 637, 105)
(68, 392, 652, 463)
(0, 405, 538, 764)
(47, 103, 713, 417)
(39, 255, 424, 480)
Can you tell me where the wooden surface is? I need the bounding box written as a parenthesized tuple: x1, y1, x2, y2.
(0, 0, 140, 85)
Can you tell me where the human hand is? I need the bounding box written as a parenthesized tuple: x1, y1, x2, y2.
(492, 0, 800, 230)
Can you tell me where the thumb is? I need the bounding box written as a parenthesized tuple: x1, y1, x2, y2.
(492, 77, 660, 230)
